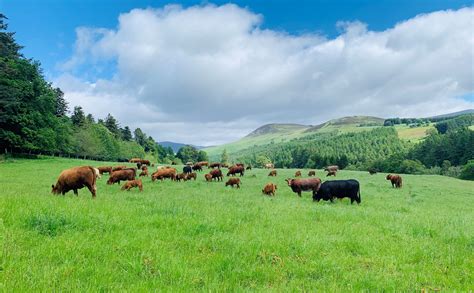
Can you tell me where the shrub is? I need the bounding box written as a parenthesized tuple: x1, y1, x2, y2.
(459, 161, 474, 180)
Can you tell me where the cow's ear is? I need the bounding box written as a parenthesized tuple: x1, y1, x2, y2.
(51, 184, 54, 188)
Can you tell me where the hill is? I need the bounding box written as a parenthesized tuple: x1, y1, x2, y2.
(159, 141, 207, 153)
(428, 109, 474, 119)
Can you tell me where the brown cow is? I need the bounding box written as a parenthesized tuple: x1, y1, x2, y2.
(197, 161, 209, 167)
(52, 166, 97, 198)
(386, 174, 402, 188)
(210, 169, 223, 181)
(192, 164, 203, 172)
(324, 165, 339, 172)
(140, 159, 151, 166)
(112, 165, 127, 171)
(93, 168, 101, 179)
(141, 165, 148, 170)
(187, 172, 197, 181)
(295, 171, 302, 177)
(246, 165, 252, 170)
(129, 158, 141, 163)
(121, 179, 143, 192)
(97, 166, 112, 175)
(225, 178, 241, 188)
(368, 169, 377, 175)
(262, 183, 277, 196)
(151, 168, 177, 181)
(204, 173, 213, 182)
(175, 173, 188, 182)
(235, 163, 245, 168)
(221, 163, 229, 168)
(209, 162, 221, 169)
(308, 170, 316, 177)
(227, 165, 245, 177)
(139, 169, 149, 177)
(268, 170, 277, 177)
(107, 169, 135, 185)
(285, 178, 322, 197)
(326, 171, 337, 177)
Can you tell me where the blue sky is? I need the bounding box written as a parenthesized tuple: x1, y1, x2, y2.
(3, 0, 472, 77)
(2, 1, 473, 145)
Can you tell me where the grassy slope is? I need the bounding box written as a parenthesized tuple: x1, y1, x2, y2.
(1, 157, 473, 290)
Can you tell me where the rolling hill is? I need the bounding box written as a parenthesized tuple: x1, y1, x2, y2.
(158, 141, 207, 153)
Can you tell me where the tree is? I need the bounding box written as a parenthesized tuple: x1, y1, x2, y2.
(220, 149, 229, 164)
(121, 126, 132, 141)
(54, 88, 68, 117)
(86, 113, 95, 124)
(104, 113, 120, 137)
(71, 106, 86, 127)
(197, 150, 208, 162)
(177, 145, 199, 163)
(459, 160, 474, 181)
(134, 128, 146, 147)
(0, 14, 22, 58)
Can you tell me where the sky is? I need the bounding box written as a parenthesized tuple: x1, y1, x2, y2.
(2, 0, 474, 145)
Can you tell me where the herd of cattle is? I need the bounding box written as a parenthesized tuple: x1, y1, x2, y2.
(51, 158, 403, 203)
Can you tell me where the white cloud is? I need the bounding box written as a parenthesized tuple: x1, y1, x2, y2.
(55, 4, 474, 146)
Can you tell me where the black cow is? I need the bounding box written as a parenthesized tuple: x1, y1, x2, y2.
(183, 165, 192, 174)
(312, 179, 361, 204)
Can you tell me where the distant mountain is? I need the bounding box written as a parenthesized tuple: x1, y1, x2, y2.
(428, 109, 474, 119)
(246, 123, 309, 137)
(158, 141, 207, 153)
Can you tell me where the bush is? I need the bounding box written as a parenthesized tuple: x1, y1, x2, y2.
(459, 161, 474, 180)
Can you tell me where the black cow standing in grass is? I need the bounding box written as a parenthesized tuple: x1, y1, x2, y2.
(312, 179, 361, 204)
(183, 165, 192, 174)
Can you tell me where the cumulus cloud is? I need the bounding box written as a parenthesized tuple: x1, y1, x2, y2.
(55, 4, 474, 145)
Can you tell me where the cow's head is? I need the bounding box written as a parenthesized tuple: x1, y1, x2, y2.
(285, 178, 293, 186)
(386, 174, 392, 180)
(51, 184, 59, 194)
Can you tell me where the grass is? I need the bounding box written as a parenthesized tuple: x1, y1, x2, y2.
(1, 157, 473, 290)
(396, 124, 435, 142)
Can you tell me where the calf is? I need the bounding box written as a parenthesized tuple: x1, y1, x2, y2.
(262, 183, 277, 196)
(51, 166, 97, 198)
(175, 173, 188, 182)
(204, 173, 213, 182)
(285, 178, 321, 197)
(225, 178, 241, 188)
(326, 171, 337, 177)
(268, 170, 277, 177)
(121, 179, 143, 192)
(97, 166, 112, 175)
(139, 169, 149, 177)
(295, 171, 302, 177)
(187, 172, 197, 181)
(308, 170, 316, 177)
(313, 179, 361, 204)
(386, 174, 402, 188)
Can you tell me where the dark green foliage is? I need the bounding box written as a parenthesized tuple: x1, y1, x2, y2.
(104, 113, 120, 137)
(459, 160, 474, 181)
(121, 126, 132, 141)
(434, 114, 473, 134)
(71, 106, 86, 127)
(177, 145, 203, 163)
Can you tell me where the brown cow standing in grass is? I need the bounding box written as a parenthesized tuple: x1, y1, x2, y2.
(139, 168, 149, 177)
(326, 171, 337, 177)
(209, 162, 221, 169)
(295, 171, 302, 177)
(98, 166, 112, 175)
(225, 178, 241, 188)
(187, 172, 197, 181)
(151, 168, 177, 181)
(264, 163, 274, 169)
(268, 170, 277, 177)
(129, 158, 141, 163)
(386, 174, 402, 188)
(210, 169, 223, 181)
(324, 165, 339, 172)
(308, 170, 316, 177)
(262, 183, 277, 196)
(285, 178, 322, 197)
(204, 173, 213, 182)
(368, 169, 377, 175)
(112, 165, 127, 172)
(51, 166, 97, 198)
(246, 165, 252, 170)
(227, 165, 245, 177)
(107, 169, 135, 185)
(175, 173, 188, 182)
(121, 179, 143, 192)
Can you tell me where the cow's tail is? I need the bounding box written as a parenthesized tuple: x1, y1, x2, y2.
(88, 166, 98, 195)
(357, 189, 361, 204)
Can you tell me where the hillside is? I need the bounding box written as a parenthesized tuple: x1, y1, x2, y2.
(158, 141, 207, 153)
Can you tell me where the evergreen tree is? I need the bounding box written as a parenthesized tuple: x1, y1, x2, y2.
(71, 106, 86, 127)
(220, 149, 229, 164)
(104, 113, 120, 137)
(121, 126, 132, 141)
(86, 113, 95, 124)
(134, 128, 146, 147)
(54, 88, 68, 117)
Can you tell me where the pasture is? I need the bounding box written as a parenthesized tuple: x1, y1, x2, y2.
(0, 157, 473, 291)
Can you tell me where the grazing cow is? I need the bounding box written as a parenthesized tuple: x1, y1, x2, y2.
(386, 174, 402, 188)
(264, 163, 274, 169)
(121, 179, 143, 192)
(235, 163, 245, 168)
(313, 179, 361, 204)
(209, 162, 221, 169)
(225, 178, 241, 188)
(186, 162, 193, 166)
(137, 162, 143, 170)
(140, 160, 151, 166)
(368, 169, 377, 175)
(97, 166, 112, 175)
(326, 171, 337, 177)
(139, 169, 149, 177)
(192, 164, 203, 172)
(183, 165, 192, 174)
(204, 173, 212, 182)
(197, 161, 209, 167)
(308, 170, 316, 177)
(285, 178, 322, 197)
(129, 158, 141, 163)
(187, 172, 197, 181)
(151, 168, 177, 181)
(295, 171, 302, 177)
(262, 183, 277, 196)
(141, 165, 148, 170)
(171, 161, 177, 165)
(93, 168, 101, 179)
(107, 169, 136, 185)
(221, 163, 229, 168)
(227, 165, 245, 177)
(324, 165, 339, 172)
(51, 166, 97, 198)
(112, 165, 127, 172)
(268, 170, 277, 177)
(210, 169, 223, 181)
(246, 165, 252, 170)
(175, 173, 188, 182)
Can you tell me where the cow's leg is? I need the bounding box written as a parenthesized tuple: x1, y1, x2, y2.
(298, 191, 301, 197)
(73, 189, 78, 196)
(87, 184, 97, 198)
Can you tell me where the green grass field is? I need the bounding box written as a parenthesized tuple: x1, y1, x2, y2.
(1, 157, 473, 290)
